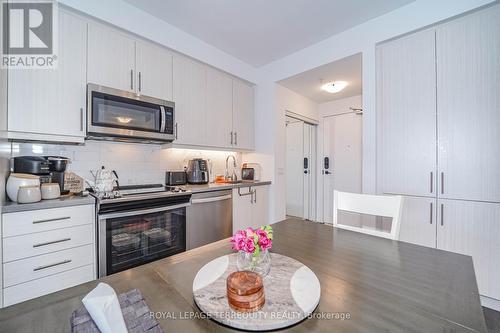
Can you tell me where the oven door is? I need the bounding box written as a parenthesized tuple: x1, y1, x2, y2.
(87, 84, 175, 142)
(98, 203, 187, 277)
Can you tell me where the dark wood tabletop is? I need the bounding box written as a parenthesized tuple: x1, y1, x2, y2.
(0, 218, 487, 332)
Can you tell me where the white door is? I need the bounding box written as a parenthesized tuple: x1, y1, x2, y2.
(436, 5, 500, 203)
(8, 11, 87, 139)
(303, 123, 316, 221)
(172, 55, 207, 145)
(377, 28, 437, 197)
(206, 68, 233, 148)
(437, 199, 500, 299)
(232, 80, 255, 150)
(322, 113, 362, 223)
(399, 196, 436, 248)
(286, 119, 304, 218)
(135, 41, 173, 101)
(87, 23, 136, 92)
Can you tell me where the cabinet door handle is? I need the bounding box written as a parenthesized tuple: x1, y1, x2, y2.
(138, 72, 142, 92)
(130, 69, 134, 90)
(33, 238, 71, 248)
(440, 204, 444, 226)
(175, 122, 178, 140)
(253, 189, 257, 204)
(33, 259, 72, 271)
(430, 172, 433, 193)
(230, 131, 233, 145)
(441, 172, 444, 194)
(429, 202, 433, 224)
(235, 132, 238, 145)
(33, 216, 70, 224)
(80, 108, 84, 132)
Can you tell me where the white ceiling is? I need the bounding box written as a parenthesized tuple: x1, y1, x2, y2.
(278, 53, 362, 103)
(122, 0, 414, 67)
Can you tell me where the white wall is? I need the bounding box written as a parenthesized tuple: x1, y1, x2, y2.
(255, 0, 494, 222)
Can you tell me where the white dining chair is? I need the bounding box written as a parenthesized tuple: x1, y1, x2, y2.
(333, 190, 404, 240)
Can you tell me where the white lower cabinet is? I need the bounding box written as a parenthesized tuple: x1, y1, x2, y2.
(399, 196, 436, 248)
(436, 199, 500, 300)
(1, 204, 96, 307)
(232, 185, 269, 232)
(3, 265, 94, 307)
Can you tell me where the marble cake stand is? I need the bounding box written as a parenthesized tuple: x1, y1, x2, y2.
(192, 253, 321, 331)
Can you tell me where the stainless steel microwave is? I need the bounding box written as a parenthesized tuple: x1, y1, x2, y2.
(87, 84, 175, 143)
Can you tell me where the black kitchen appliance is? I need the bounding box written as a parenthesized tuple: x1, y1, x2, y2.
(13, 156, 50, 175)
(45, 156, 71, 195)
(186, 159, 209, 184)
(165, 171, 187, 185)
(94, 184, 191, 277)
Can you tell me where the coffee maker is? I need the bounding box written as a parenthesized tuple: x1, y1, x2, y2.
(45, 156, 71, 195)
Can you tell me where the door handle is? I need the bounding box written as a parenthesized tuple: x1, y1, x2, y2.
(130, 69, 134, 90)
(34, 259, 72, 271)
(33, 216, 70, 224)
(33, 238, 71, 248)
(138, 72, 142, 92)
(440, 203, 444, 226)
(441, 172, 444, 194)
(175, 122, 178, 139)
(230, 131, 233, 145)
(191, 195, 232, 204)
(235, 132, 238, 145)
(324, 170, 331, 175)
(429, 202, 433, 224)
(430, 172, 433, 193)
(304, 170, 308, 174)
(80, 108, 84, 132)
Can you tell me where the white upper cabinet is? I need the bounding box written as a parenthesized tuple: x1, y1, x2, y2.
(206, 67, 233, 148)
(232, 80, 255, 150)
(7, 10, 87, 142)
(436, 5, 500, 203)
(136, 41, 173, 101)
(437, 199, 500, 299)
(398, 196, 436, 248)
(87, 23, 136, 92)
(377, 28, 437, 197)
(173, 55, 207, 145)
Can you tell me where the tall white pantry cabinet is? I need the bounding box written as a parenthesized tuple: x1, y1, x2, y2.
(377, 4, 500, 302)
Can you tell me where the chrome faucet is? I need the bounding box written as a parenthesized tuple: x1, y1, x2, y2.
(225, 155, 238, 181)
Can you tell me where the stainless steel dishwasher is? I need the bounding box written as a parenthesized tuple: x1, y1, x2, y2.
(186, 190, 232, 250)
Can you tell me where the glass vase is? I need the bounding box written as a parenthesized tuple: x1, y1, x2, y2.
(236, 250, 271, 277)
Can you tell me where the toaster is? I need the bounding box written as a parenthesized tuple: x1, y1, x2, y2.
(165, 171, 187, 185)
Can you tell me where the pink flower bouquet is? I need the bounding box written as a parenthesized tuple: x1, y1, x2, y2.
(230, 225, 273, 257)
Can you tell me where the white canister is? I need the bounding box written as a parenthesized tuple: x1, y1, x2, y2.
(41, 183, 61, 200)
(17, 185, 42, 203)
(6, 173, 40, 202)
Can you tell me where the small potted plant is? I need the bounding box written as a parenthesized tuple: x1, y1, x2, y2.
(230, 226, 273, 277)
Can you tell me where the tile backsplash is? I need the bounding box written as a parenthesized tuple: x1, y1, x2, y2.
(7, 141, 241, 186)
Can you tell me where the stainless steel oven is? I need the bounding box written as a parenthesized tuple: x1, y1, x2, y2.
(97, 193, 190, 277)
(87, 83, 175, 143)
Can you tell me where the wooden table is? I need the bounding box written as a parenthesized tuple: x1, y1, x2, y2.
(0, 218, 487, 332)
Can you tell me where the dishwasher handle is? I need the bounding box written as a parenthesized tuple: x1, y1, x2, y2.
(191, 194, 232, 204)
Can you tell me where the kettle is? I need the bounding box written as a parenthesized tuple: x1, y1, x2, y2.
(88, 166, 119, 194)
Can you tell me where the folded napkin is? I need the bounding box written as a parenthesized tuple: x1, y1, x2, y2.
(82, 283, 128, 333)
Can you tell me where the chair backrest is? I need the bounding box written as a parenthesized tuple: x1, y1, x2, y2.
(333, 190, 404, 240)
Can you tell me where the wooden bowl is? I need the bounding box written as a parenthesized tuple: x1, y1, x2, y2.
(227, 271, 265, 312)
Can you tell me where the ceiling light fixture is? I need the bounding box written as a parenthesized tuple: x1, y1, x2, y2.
(321, 81, 348, 93)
